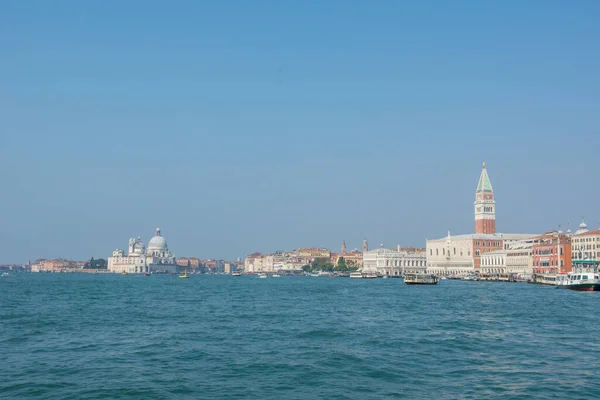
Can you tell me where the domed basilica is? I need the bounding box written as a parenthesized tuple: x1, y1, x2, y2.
(108, 228, 178, 274)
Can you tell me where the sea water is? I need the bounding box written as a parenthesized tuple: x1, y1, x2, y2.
(1, 274, 599, 399)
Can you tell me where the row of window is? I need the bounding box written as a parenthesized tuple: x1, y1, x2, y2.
(534, 248, 564, 255)
(475, 241, 501, 247)
(573, 237, 599, 243)
(574, 244, 600, 250)
(571, 252, 600, 258)
(383, 259, 426, 267)
(534, 260, 565, 267)
(482, 258, 504, 266)
(430, 248, 471, 257)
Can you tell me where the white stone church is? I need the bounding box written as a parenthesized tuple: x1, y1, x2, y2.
(108, 228, 179, 274)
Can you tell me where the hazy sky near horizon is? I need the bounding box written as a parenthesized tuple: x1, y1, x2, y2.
(1, 1, 599, 263)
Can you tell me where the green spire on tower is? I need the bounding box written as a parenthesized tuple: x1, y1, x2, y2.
(476, 162, 493, 193)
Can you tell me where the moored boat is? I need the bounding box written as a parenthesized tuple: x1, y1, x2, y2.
(231, 271, 241, 276)
(529, 273, 558, 285)
(564, 259, 600, 291)
(404, 273, 440, 285)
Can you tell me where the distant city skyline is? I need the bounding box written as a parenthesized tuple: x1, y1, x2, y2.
(1, 1, 599, 263)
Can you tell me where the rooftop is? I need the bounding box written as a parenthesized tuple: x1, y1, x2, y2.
(429, 233, 539, 242)
(476, 162, 494, 193)
(573, 229, 600, 236)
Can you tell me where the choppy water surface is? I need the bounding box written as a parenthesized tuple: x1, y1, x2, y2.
(1, 274, 599, 399)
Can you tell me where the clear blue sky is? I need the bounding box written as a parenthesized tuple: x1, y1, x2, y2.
(1, 1, 599, 263)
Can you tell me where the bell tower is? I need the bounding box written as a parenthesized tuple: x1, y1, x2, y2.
(474, 162, 496, 234)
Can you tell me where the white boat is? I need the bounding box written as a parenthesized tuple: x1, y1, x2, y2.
(231, 272, 241, 276)
(404, 273, 440, 285)
(349, 271, 377, 279)
(558, 260, 600, 291)
(1, 272, 8, 277)
(272, 274, 281, 278)
(529, 274, 558, 285)
(258, 274, 267, 279)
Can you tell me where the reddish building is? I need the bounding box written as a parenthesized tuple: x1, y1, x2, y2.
(532, 233, 572, 274)
(176, 257, 190, 268)
(472, 236, 503, 269)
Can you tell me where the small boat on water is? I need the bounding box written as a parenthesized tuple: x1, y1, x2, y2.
(529, 274, 559, 285)
(178, 270, 189, 279)
(559, 259, 600, 291)
(143, 273, 151, 277)
(121, 271, 127, 275)
(258, 274, 267, 279)
(272, 274, 281, 278)
(231, 272, 241, 276)
(2, 272, 9, 277)
(404, 273, 440, 285)
(349, 271, 377, 279)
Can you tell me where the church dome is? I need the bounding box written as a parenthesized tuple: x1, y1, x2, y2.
(147, 228, 167, 250)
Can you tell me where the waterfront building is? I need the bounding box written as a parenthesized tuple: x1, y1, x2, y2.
(297, 248, 331, 259)
(505, 242, 534, 277)
(201, 259, 225, 273)
(188, 257, 201, 270)
(243, 253, 275, 273)
(426, 163, 538, 276)
(107, 228, 178, 274)
(224, 262, 239, 274)
(480, 250, 506, 276)
(570, 223, 600, 261)
(31, 259, 73, 272)
(177, 257, 190, 268)
(362, 245, 427, 276)
(531, 232, 572, 275)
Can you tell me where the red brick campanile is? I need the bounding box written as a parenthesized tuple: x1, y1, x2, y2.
(474, 162, 496, 234)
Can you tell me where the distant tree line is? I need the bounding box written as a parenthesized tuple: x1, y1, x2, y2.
(84, 257, 107, 269)
(301, 257, 359, 273)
